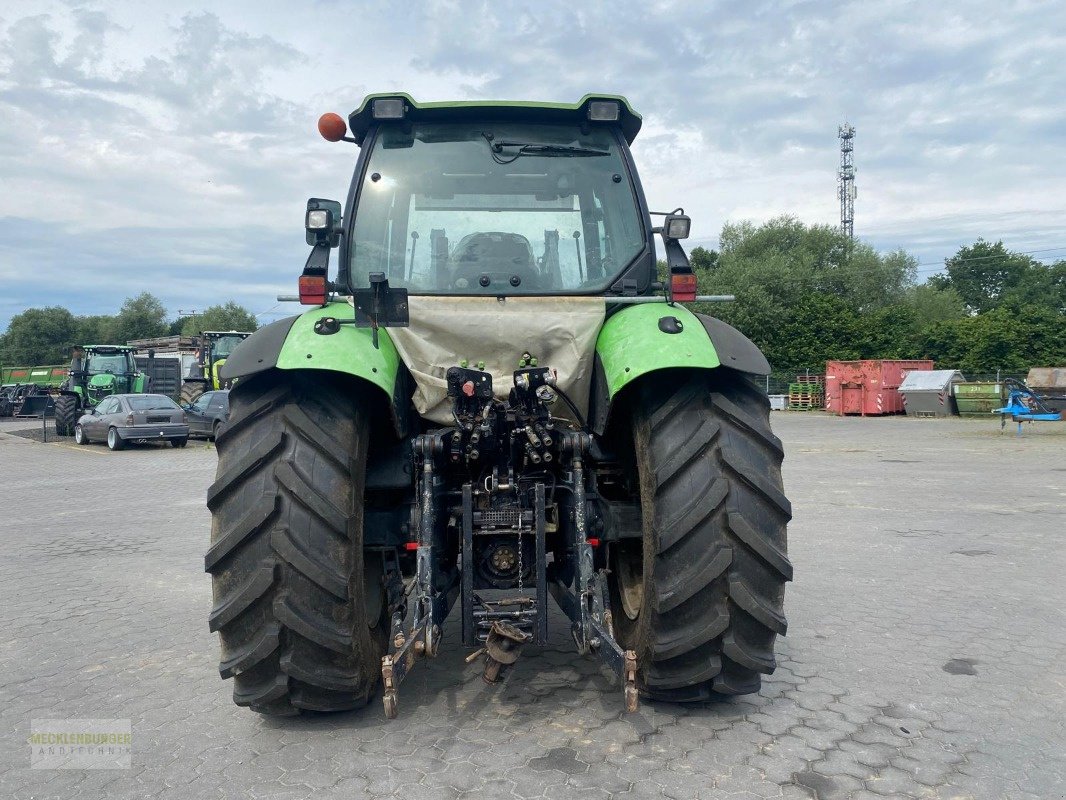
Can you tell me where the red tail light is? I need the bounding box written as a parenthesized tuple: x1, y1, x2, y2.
(671, 272, 697, 302)
(126, 413, 135, 425)
(299, 275, 327, 305)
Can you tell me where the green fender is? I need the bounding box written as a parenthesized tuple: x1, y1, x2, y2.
(595, 304, 720, 397)
(221, 301, 405, 432)
(591, 303, 770, 433)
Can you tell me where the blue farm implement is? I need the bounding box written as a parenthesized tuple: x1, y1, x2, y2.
(994, 379, 1062, 435)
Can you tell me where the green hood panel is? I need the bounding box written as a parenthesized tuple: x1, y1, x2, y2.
(596, 304, 720, 397)
(275, 302, 401, 398)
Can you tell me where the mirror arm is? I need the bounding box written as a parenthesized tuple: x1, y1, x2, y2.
(303, 242, 331, 276)
(661, 236, 691, 273)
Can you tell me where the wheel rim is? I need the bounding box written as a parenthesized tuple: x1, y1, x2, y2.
(108, 429, 116, 448)
(613, 540, 644, 621)
(75, 426, 83, 443)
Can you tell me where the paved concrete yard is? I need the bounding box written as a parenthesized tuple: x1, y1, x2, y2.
(1, 413, 1064, 799)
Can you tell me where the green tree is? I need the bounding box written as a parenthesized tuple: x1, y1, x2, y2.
(111, 293, 169, 343)
(694, 216, 918, 374)
(931, 240, 1042, 313)
(917, 305, 1066, 374)
(74, 314, 116, 345)
(180, 302, 259, 337)
(689, 246, 718, 272)
(999, 259, 1066, 312)
(0, 307, 77, 364)
(906, 284, 967, 329)
(762, 292, 862, 370)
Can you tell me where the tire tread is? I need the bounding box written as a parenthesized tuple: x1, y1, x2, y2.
(622, 371, 792, 701)
(206, 371, 384, 715)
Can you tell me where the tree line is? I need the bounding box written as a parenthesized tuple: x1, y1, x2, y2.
(0, 293, 259, 366)
(3, 224, 1063, 376)
(687, 218, 1065, 378)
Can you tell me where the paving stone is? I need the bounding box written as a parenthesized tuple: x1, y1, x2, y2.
(1, 415, 1064, 799)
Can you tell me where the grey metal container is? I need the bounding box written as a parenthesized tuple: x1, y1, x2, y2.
(899, 370, 966, 417)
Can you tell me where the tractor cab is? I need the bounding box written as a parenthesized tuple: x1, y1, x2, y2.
(300, 94, 698, 308)
(180, 331, 253, 404)
(81, 347, 137, 399)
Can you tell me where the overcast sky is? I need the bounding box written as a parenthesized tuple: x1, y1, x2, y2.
(1, 0, 1064, 330)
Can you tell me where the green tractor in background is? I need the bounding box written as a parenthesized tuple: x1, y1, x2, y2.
(179, 331, 253, 405)
(54, 346, 150, 436)
(206, 94, 791, 719)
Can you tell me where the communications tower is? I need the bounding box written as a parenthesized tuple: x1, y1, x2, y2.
(838, 124, 856, 238)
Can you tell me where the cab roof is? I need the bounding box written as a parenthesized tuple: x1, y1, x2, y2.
(347, 93, 642, 146)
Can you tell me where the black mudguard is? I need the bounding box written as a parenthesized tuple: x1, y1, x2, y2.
(218, 315, 300, 381)
(693, 314, 771, 376)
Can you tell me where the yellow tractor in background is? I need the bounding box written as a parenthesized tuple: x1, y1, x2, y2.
(179, 331, 252, 405)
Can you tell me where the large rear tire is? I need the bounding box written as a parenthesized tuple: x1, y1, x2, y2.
(54, 395, 78, 436)
(205, 371, 387, 715)
(180, 381, 206, 406)
(610, 370, 792, 701)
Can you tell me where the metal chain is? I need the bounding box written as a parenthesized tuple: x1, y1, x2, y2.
(516, 484, 523, 591)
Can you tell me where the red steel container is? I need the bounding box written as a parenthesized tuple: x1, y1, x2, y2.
(824, 360, 934, 416)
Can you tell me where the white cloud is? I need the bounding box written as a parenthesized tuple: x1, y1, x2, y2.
(1, 0, 1065, 331)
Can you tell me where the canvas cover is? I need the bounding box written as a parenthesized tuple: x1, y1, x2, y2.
(375, 296, 607, 425)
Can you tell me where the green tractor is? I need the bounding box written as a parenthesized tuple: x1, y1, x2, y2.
(206, 94, 791, 719)
(179, 330, 253, 405)
(54, 346, 150, 436)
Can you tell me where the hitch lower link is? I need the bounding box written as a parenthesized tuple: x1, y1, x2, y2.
(550, 441, 640, 714)
(381, 432, 640, 718)
(381, 617, 439, 719)
(381, 433, 453, 719)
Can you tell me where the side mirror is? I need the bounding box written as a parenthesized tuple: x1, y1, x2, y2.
(305, 198, 342, 247)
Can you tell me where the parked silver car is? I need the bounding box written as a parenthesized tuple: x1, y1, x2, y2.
(74, 394, 190, 450)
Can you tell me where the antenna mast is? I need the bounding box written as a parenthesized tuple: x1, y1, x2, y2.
(838, 123, 856, 238)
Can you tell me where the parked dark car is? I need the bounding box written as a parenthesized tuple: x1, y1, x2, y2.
(182, 390, 230, 439)
(74, 393, 189, 450)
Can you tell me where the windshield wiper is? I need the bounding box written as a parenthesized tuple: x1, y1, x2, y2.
(482, 134, 609, 164)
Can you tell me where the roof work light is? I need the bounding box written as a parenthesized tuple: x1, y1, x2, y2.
(587, 100, 620, 122)
(372, 97, 407, 120)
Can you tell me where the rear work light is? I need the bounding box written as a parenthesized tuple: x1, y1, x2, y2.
(671, 272, 698, 302)
(299, 274, 328, 305)
(306, 209, 330, 230)
(664, 215, 691, 239)
(587, 100, 620, 122)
